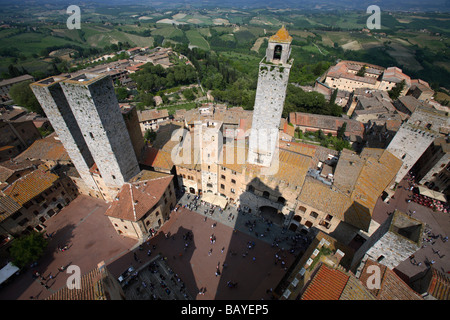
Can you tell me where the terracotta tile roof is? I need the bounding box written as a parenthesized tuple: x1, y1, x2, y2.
(301, 263, 349, 300)
(0, 194, 21, 222)
(15, 133, 71, 163)
(3, 165, 59, 205)
(0, 159, 42, 183)
(46, 265, 115, 300)
(382, 67, 411, 86)
(426, 268, 450, 300)
(269, 26, 293, 43)
(299, 148, 401, 231)
(105, 171, 173, 222)
(326, 61, 380, 85)
(272, 149, 312, 188)
(137, 109, 169, 122)
(298, 177, 352, 219)
(340, 272, 376, 300)
(279, 140, 317, 158)
(289, 112, 365, 138)
(350, 149, 402, 215)
(140, 147, 174, 171)
(359, 259, 423, 300)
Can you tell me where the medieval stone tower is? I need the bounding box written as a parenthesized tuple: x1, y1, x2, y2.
(31, 73, 140, 200)
(30, 76, 97, 190)
(247, 26, 293, 168)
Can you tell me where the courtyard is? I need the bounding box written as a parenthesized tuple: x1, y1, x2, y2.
(0, 192, 311, 300)
(0, 195, 137, 300)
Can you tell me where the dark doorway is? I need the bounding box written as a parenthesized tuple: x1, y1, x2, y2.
(260, 205, 284, 226)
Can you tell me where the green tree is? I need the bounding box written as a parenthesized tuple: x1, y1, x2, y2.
(356, 65, 367, 77)
(115, 87, 129, 101)
(9, 81, 44, 115)
(182, 88, 195, 101)
(9, 232, 48, 268)
(144, 128, 157, 142)
(388, 80, 406, 100)
(337, 122, 347, 139)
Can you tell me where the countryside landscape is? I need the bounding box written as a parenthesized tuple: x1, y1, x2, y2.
(1, 1, 449, 110)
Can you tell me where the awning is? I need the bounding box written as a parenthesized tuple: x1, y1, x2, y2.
(0, 262, 19, 285)
(201, 193, 228, 209)
(418, 186, 447, 202)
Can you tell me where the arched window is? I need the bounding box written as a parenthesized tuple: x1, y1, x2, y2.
(277, 196, 286, 205)
(263, 191, 270, 199)
(310, 211, 319, 219)
(247, 185, 255, 193)
(298, 206, 307, 213)
(273, 45, 282, 60)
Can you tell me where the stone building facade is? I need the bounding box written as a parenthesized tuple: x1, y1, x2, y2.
(351, 210, 424, 271)
(412, 136, 450, 197)
(386, 105, 449, 185)
(0, 165, 78, 237)
(105, 171, 176, 240)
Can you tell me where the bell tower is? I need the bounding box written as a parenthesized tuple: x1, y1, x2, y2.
(247, 26, 293, 168)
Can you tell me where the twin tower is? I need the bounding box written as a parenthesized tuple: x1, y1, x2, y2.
(31, 74, 140, 201)
(31, 26, 292, 202)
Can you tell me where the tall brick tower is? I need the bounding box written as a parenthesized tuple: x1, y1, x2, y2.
(60, 74, 140, 195)
(247, 26, 293, 168)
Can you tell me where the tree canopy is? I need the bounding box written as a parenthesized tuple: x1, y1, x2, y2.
(9, 232, 48, 268)
(9, 80, 44, 116)
(283, 84, 342, 118)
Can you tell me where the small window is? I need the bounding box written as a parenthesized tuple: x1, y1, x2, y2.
(112, 175, 116, 180)
(310, 211, 319, 219)
(89, 132, 94, 139)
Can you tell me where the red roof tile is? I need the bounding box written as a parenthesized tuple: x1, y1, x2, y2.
(359, 259, 423, 300)
(3, 165, 59, 205)
(105, 171, 173, 222)
(301, 264, 349, 300)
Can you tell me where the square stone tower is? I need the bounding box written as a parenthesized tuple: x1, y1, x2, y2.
(386, 105, 449, 184)
(59, 74, 140, 197)
(30, 76, 98, 191)
(352, 210, 424, 271)
(191, 119, 223, 195)
(248, 26, 293, 168)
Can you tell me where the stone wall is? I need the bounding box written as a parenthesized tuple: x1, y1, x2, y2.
(248, 61, 291, 167)
(31, 79, 98, 191)
(387, 107, 448, 183)
(60, 75, 140, 194)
